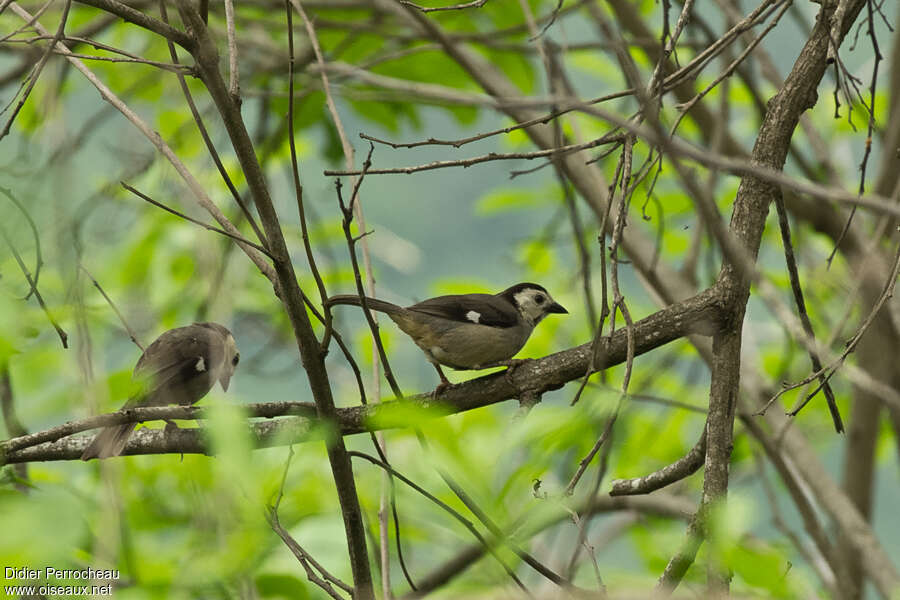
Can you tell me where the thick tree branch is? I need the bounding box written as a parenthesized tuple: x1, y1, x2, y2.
(3, 286, 725, 464)
(655, 0, 870, 593)
(172, 2, 373, 595)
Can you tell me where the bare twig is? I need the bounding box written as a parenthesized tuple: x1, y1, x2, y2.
(158, 0, 269, 249)
(1, 363, 30, 492)
(120, 182, 273, 258)
(565, 135, 637, 495)
(223, 0, 239, 102)
(268, 511, 353, 600)
(359, 91, 631, 149)
(349, 450, 531, 595)
(0, 223, 68, 348)
(6, 3, 275, 283)
(772, 188, 843, 432)
(268, 446, 354, 599)
(64, 0, 193, 48)
(399, 0, 487, 13)
(324, 132, 623, 176)
(0, 0, 72, 141)
(0, 186, 43, 301)
(404, 494, 693, 598)
(78, 265, 145, 351)
(609, 428, 707, 496)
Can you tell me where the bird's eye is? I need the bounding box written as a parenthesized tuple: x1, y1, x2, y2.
(232, 353, 240, 366)
(534, 294, 545, 304)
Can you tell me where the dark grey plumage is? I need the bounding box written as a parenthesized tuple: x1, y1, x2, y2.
(326, 283, 566, 384)
(80, 322, 239, 461)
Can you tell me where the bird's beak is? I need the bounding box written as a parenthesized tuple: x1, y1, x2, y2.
(219, 372, 232, 392)
(548, 302, 568, 314)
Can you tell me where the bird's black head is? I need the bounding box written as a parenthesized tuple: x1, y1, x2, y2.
(499, 283, 567, 325)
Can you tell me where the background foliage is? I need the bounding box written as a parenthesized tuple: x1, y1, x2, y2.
(1, 0, 899, 598)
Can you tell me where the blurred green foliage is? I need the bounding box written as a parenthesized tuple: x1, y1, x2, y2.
(0, 0, 896, 598)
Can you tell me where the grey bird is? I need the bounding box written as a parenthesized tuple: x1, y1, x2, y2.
(80, 322, 239, 460)
(326, 283, 567, 386)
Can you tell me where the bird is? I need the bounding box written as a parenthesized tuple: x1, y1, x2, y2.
(80, 322, 239, 461)
(326, 283, 567, 387)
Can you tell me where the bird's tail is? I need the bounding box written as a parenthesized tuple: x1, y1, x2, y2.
(325, 295, 404, 315)
(80, 423, 138, 461)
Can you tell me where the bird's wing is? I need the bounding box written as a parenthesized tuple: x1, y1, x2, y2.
(408, 294, 519, 328)
(132, 327, 222, 404)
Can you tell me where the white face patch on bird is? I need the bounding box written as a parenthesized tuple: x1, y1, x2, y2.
(512, 287, 568, 326)
(465, 310, 481, 323)
(195, 356, 206, 372)
(219, 333, 239, 392)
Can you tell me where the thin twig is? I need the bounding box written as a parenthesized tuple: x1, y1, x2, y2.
(349, 451, 531, 595)
(772, 188, 843, 432)
(223, 0, 239, 102)
(7, 2, 275, 284)
(566, 136, 637, 495)
(412, 431, 580, 594)
(158, 0, 268, 249)
(0, 186, 43, 301)
(324, 132, 624, 176)
(268, 511, 352, 600)
(65, 0, 194, 48)
(757, 238, 900, 416)
(120, 182, 273, 258)
(359, 91, 632, 149)
(268, 446, 353, 599)
(1, 363, 31, 492)
(0, 0, 72, 141)
(334, 177, 405, 399)
(78, 265, 145, 351)
(399, 0, 487, 12)
(0, 223, 68, 348)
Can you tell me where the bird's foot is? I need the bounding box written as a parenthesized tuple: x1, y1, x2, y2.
(431, 365, 454, 398)
(432, 379, 454, 398)
(163, 420, 185, 461)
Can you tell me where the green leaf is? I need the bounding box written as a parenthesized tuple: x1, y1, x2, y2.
(255, 574, 310, 599)
(365, 399, 454, 431)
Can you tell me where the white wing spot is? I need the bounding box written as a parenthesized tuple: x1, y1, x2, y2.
(195, 356, 206, 372)
(466, 310, 481, 323)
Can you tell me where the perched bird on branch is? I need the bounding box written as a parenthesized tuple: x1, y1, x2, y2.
(326, 283, 567, 387)
(80, 323, 239, 461)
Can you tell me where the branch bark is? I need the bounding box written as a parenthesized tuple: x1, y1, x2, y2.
(171, 3, 373, 596)
(657, 0, 870, 593)
(3, 286, 725, 463)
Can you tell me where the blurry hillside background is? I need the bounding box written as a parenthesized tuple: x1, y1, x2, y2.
(1, 1, 899, 599)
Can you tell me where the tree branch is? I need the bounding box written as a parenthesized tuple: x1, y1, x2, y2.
(172, 2, 374, 594)
(74, 0, 193, 49)
(609, 427, 706, 496)
(3, 286, 725, 464)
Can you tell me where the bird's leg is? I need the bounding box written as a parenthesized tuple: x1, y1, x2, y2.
(432, 364, 452, 396)
(163, 419, 185, 461)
